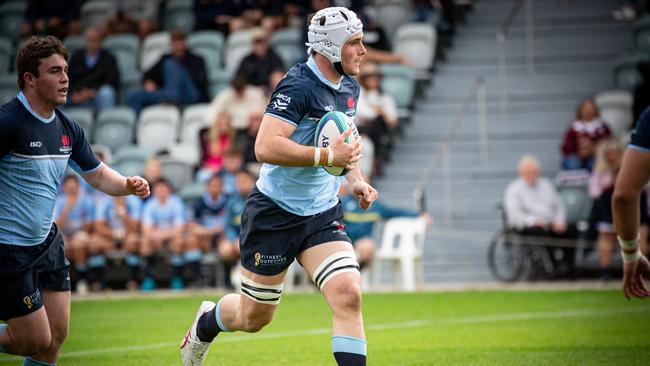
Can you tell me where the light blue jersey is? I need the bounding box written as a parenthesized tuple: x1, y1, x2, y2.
(257, 57, 360, 216)
(0, 93, 101, 245)
(95, 195, 143, 230)
(141, 195, 186, 229)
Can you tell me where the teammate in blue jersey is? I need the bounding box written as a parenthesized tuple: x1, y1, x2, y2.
(613, 107, 650, 299)
(182, 7, 377, 366)
(0, 36, 150, 366)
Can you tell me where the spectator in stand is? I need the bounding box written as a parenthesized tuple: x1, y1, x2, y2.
(91, 194, 143, 291)
(356, 62, 399, 176)
(143, 156, 163, 186)
(205, 74, 267, 133)
(53, 175, 95, 294)
(235, 27, 285, 92)
(140, 179, 191, 291)
(589, 138, 649, 280)
(21, 0, 81, 40)
(561, 98, 612, 171)
(340, 179, 432, 269)
(67, 27, 119, 112)
(126, 30, 209, 113)
(633, 62, 650, 126)
(504, 155, 578, 273)
(198, 112, 235, 181)
(104, 1, 161, 40)
(193, 0, 242, 35)
(220, 169, 257, 288)
(187, 174, 227, 253)
(235, 108, 263, 168)
(220, 147, 244, 196)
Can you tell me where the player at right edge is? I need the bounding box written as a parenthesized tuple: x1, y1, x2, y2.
(181, 6, 378, 366)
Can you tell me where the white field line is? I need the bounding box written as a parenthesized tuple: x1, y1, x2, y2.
(0, 307, 647, 362)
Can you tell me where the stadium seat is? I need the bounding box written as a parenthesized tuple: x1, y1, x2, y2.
(112, 144, 152, 176)
(373, 0, 414, 44)
(270, 28, 304, 68)
(136, 104, 181, 154)
(393, 23, 437, 80)
(169, 142, 200, 166)
(595, 90, 634, 136)
(379, 63, 416, 117)
(0, 37, 12, 75)
(371, 217, 426, 292)
(0, 1, 27, 40)
(159, 156, 193, 190)
(178, 180, 204, 207)
(0, 74, 17, 104)
(188, 31, 225, 79)
(103, 33, 141, 91)
(140, 32, 171, 72)
(94, 107, 137, 153)
(80, 0, 115, 30)
(208, 68, 234, 98)
(164, 0, 195, 33)
(181, 103, 210, 147)
(61, 106, 95, 141)
(63, 35, 86, 59)
(558, 185, 592, 224)
(613, 54, 648, 90)
(224, 29, 254, 72)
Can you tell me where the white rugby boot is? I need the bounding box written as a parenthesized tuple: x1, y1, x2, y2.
(181, 300, 216, 366)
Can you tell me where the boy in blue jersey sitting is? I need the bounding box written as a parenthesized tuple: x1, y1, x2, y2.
(340, 180, 433, 268)
(53, 174, 95, 294)
(91, 193, 143, 291)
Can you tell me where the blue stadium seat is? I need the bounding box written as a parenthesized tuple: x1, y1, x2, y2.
(164, 0, 195, 33)
(270, 28, 304, 68)
(0, 1, 27, 40)
(136, 104, 181, 154)
(188, 31, 225, 79)
(94, 107, 137, 153)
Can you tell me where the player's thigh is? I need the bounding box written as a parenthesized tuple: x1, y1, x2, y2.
(354, 238, 375, 258)
(40, 289, 71, 345)
(5, 307, 51, 346)
(297, 241, 360, 286)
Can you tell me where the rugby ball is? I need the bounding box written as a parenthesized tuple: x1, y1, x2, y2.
(314, 111, 360, 176)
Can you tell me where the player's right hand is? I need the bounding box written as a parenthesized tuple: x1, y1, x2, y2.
(623, 254, 650, 299)
(127, 176, 150, 198)
(330, 129, 362, 168)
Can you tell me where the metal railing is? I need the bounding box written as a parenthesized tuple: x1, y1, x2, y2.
(496, 0, 536, 124)
(413, 77, 488, 229)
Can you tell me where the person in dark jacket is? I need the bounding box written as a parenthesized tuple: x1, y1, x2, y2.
(126, 29, 209, 113)
(235, 27, 285, 91)
(67, 27, 119, 112)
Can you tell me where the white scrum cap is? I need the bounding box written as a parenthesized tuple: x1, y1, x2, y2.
(306, 7, 363, 65)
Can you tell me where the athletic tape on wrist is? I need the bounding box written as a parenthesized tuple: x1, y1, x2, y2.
(314, 147, 320, 167)
(327, 147, 334, 167)
(618, 235, 640, 250)
(622, 248, 642, 263)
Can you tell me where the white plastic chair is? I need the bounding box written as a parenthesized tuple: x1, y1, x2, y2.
(180, 103, 210, 147)
(372, 217, 426, 292)
(136, 104, 180, 153)
(393, 23, 437, 80)
(595, 90, 633, 136)
(224, 29, 254, 72)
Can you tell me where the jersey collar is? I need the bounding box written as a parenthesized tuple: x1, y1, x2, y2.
(307, 56, 342, 90)
(17, 91, 56, 124)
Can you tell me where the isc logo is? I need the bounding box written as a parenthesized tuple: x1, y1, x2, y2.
(30, 141, 42, 148)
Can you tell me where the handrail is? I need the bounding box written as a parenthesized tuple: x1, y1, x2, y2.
(413, 77, 486, 228)
(496, 0, 535, 124)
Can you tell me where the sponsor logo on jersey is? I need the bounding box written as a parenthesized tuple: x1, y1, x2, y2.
(324, 105, 334, 111)
(254, 252, 287, 266)
(23, 291, 40, 309)
(272, 93, 292, 111)
(347, 97, 355, 108)
(60, 134, 72, 153)
(30, 141, 42, 148)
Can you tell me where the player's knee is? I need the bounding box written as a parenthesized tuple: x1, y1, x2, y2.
(332, 281, 362, 313)
(14, 332, 51, 356)
(49, 324, 68, 350)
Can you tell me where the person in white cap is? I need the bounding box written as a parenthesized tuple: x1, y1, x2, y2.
(180, 6, 376, 366)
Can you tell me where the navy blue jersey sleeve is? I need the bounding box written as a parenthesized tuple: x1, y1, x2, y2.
(264, 76, 310, 126)
(67, 119, 101, 173)
(630, 107, 650, 152)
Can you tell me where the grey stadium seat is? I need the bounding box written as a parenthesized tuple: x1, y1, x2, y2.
(393, 23, 437, 80)
(112, 144, 152, 177)
(0, 37, 12, 75)
(61, 107, 95, 141)
(208, 67, 234, 99)
(164, 0, 195, 33)
(136, 104, 181, 154)
(613, 54, 648, 91)
(0, 1, 27, 40)
(178, 180, 205, 207)
(188, 31, 225, 80)
(379, 63, 416, 118)
(80, 0, 116, 30)
(224, 29, 254, 72)
(94, 107, 137, 153)
(595, 90, 634, 137)
(558, 185, 592, 224)
(63, 35, 85, 60)
(180, 103, 210, 147)
(0, 74, 18, 104)
(270, 28, 303, 68)
(140, 32, 171, 72)
(159, 156, 193, 190)
(633, 16, 650, 52)
(103, 33, 141, 91)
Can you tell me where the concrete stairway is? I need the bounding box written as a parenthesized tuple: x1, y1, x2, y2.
(374, 0, 634, 283)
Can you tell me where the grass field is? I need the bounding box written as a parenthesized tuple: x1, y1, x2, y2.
(1, 289, 649, 365)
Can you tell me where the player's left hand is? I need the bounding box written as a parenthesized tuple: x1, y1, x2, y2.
(127, 176, 150, 198)
(352, 181, 378, 210)
(623, 254, 650, 299)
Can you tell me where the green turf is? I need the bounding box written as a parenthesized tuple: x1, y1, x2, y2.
(1, 290, 648, 365)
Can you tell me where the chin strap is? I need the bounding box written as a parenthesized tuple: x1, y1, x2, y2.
(334, 61, 346, 76)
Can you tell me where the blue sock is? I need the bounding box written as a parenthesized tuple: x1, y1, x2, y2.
(332, 335, 367, 366)
(23, 358, 55, 366)
(196, 298, 230, 342)
(0, 323, 6, 353)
